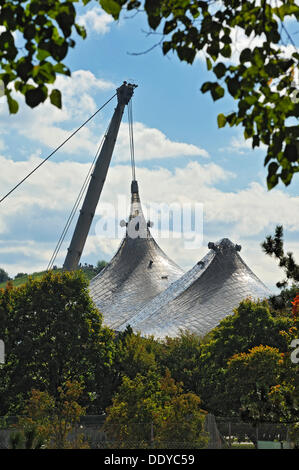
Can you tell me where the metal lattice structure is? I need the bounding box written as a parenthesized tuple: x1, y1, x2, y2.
(117, 238, 271, 339)
(89, 180, 184, 329)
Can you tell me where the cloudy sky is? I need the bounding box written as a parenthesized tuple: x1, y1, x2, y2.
(0, 4, 298, 293)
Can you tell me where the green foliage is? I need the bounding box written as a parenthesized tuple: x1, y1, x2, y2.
(95, 259, 108, 273)
(158, 331, 202, 395)
(233, 335, 298, 424)
(1, 1, 298, 187)
(262, 225, 299, 288)
(13, 381, 89, 448)
(0, 270, 116, 415)
(0, 261, 107, 289)
(99, 0, 299, 188)
(0, 268, 10, 283)
(197, 298, 296, 417)
(267, 284, 298, 314)
(226, 345, 295, 424)
(110, 298, 298, 425)
(0, 0, 88, 112)
(103, 369, 209, 449)
(0, 256, 297, 432)
(14, 272, 27, 279)
(9, 427, 44, 449)
(115, 330, 161, 379)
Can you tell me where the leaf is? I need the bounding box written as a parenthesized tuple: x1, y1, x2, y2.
(50, 41, 68, 61)
(267, 173, 279, 190)
(252, 135, 260, 148)
(240, 48, 252, 63)
(7, 94, 19, 114)
(162, 41, 172, 55)
(75, 24, 87, 40)
(16, 59, 33, 81)
(24, 24, 36, 40)
(226, 77, 240, 98)
(284, 144, 298, 163)
(53, 63, 71, 76)
(34, 62, 56, 84)
(100, 0, 122, 19)
(217, 113, 226, 128)
(147, 14, 161, 30)
(213, 62, 226, 79)
(211, 84, 224, 101)
(201, 81, 213, 94)
(50, 89, 62, 108)
(268, 162, 279, 176)
(176, 46, 196, 64)
(220, 44, 231, 58)
(280, 168, 293, 186)
(163, 19, 177, 35)
(36, 49, 51, 61)
(56, 12, 74, 38)
(25, 87, 47, 108)
(206, 57, 212, 71)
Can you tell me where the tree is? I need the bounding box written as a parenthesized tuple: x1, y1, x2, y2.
(9, 427, 45, 449)
(0, 270, 116, 415)
(114, 330, 160, 380)
(0, 268, 10, 283)
(158, 331, 202, 395)
(103, 369, 209, 449)
(262, 224, 299, 288)
(13, 381, 89, 448)
(226, 345, 297, 424)
(197, 298, 295, 416)
(1, 1, 298, 188)
(14, 272, 27, 279)
(0, 0, 87, 112)
(95, 260, 107, 274)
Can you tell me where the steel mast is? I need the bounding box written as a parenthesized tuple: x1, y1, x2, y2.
(63, 81, 137, 271)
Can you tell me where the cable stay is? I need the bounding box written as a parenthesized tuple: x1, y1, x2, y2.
(0, 92, 117, 205)
(0, 80, 137, 272)
(48, 83, 138, 271)
(61, 81, 137, 271)
(47, 125, 109, 271)
(127, 99, 136, 182)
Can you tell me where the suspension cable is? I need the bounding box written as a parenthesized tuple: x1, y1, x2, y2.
(0, 92, 117, 205)
(46, 125, 109, 271)
(127, 99, 136, 181)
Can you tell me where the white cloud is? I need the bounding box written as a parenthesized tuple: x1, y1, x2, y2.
(220, 134, 267, 155)
(0, 70, 116, 157)
(2, 157, 298, 237)
(196, 26, 266, 65)
(197, 25, 299, 66)
(220, 135, 253, 155)
(0, 70, 209, 162)
(0, 154, 298, 289)
(114, 122, 210, 161)
(77, 7, 114, 35)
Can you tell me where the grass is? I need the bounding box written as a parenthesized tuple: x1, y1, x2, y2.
(0, 266, 101, 289)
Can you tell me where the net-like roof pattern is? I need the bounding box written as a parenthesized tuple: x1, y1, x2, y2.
(89, 182, 184, 329)
(117, 238, 271, 339)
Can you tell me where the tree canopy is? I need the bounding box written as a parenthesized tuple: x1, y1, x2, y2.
(103, 369, 209, 449)
(196, 297, 297, 418)
(1, 0, 298, 189)
(0, 270, 116, 415)
(262, 225, 299, 288)
(0, 268, 10, 283)
(226, 344, 297, 424)
(0, 0, 86, 112)
(0, 273, 298, 446)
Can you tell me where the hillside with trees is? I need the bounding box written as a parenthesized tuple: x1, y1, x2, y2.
(0, 260, 297, 448)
